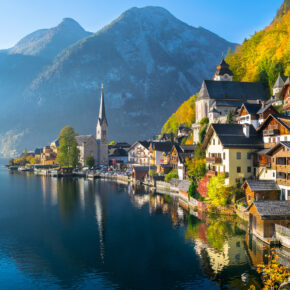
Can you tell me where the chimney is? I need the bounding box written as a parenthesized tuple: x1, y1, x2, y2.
(243, 124, 250, 138)
(262, 101, 265, 108)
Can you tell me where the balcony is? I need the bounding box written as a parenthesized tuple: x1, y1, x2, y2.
(206, 170, 217, 177)
(206, 157, 222, 164)
(263, 129, 280, 136)
(276, 178, 290, 186)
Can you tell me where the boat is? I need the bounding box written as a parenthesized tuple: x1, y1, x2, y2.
(18, 166, 33, 172)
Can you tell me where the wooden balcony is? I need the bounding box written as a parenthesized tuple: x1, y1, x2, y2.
(276, 178, 290, 186)
(206, 157, 222, 164)
(206, 170, 228, 177)
(263, 129, 280, 136)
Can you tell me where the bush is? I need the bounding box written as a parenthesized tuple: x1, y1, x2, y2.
(149, 169, 157, 177)
(165, 169, 178, 182)
(207, 174, 231, 206)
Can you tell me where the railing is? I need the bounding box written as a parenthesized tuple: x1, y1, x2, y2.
(206, 157, 222, 164)
(206, 170, 217, 177)
(276, 178, 290, 186)
(263, 129, 280, 136)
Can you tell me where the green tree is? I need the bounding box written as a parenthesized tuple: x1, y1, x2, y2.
(109, 141, 116, 145)
(165, 169, 178, 182)
(185, 158, 206, 180)
(57, 126, 80, 168)
(207, 174, 230, 206)
(226, 111, 233, 124)
(199, 117, 209, 144)
(194, 143, 205, 159)
(85, 155, 95, 169)
(149, 169, 157, 177)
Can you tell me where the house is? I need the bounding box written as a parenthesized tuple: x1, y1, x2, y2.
(75, 135, 99, 167)
(192, 58, 266, 143)
(248, 201, 290, 240)
(242, 179, 280, 206)
(177, 124, 192, 138)
(273, 74, 285, 98)
(252, 147, 275, 180)
(132, 166, 156, 181)
(202, 124, 264, 186)
(238, 102, 278, 129)
(34, 148, 43, 163)
(40, 146, 57, 165)
(149, 142, 175, 166)
(109, 148, 128, 167)
(128, 141, 150, 165)
(257, 114, 290, 148)
(282, 77, 290, 115)
(167, 144, 195, 180)
(266, 141, 290, 200)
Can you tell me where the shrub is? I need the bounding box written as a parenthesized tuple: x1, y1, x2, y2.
(165, 169, 178, 182)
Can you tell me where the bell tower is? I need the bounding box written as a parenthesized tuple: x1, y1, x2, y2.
(96, 84, 108, 165)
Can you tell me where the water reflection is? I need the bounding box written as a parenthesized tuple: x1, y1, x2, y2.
(1, 171, 289, 289)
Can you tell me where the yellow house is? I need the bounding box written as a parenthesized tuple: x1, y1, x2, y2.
(202, 123, 264, 186)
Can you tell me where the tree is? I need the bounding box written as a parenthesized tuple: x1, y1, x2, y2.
(85, 155, 95, 169)
(57, 126, 80, 168)
(226, 111, 233, 124)
(149, 169, 157, 177)
(199, 117, 209, 144)
(194, 143, 205, 160)
(188, 181, 202, 200)
(207, 174, 230, 206)
(165, 169, 178, 182)
(185, 158, 206, 180)
(109, 141, 116, 145)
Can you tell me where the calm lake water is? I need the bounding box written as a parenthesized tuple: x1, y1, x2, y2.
(0, 161, 272, 289)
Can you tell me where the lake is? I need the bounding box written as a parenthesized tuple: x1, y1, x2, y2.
(0, 162, 268, 289)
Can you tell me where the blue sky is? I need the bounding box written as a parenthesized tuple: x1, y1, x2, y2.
(0, 0, 283, 49)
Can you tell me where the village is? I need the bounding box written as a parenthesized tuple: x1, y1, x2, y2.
(7, 59, 290, 251)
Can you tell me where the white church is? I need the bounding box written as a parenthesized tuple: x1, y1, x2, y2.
(76, 85, 109, 166)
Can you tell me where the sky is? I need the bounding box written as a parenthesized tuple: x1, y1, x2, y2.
(0, 0, 283, 49)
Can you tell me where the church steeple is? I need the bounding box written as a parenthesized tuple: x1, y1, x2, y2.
(98, 84, 108, 126)
(213, 58, 233, 81)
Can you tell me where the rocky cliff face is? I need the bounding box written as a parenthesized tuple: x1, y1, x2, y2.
(0, 6, 235, 156)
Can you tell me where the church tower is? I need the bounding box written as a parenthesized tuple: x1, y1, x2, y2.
(213, 58, 233, 81)
(96, 85, 108, 165)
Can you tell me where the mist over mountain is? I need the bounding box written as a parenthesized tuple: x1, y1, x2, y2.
(0, 6, 236, 156)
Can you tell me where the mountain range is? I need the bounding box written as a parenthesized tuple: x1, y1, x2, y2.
(0, 6, 236, 157)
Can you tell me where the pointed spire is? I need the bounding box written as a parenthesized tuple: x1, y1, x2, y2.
(273, 73, 284, 88)
(98, 84, 107, 125)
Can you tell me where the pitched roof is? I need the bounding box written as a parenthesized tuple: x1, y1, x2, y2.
(214, 58, 233, 76)
(252, 201, 290, 219)
(241, 103, 262, 114)
(202, 124, 264, 149)
(151, 142, 175, 152)
(109, 148, 128, 157)
(266, 141, 290, 156)
(98, 86, 108, 126)
(257, 114, 290, 132)
(198, 80, 266, 101)
(273, 74, 285, 88)
(213, 100, 243, 107)
(128, 141, 150, 152)
(256, 103, 277, 114)
(75, 135, 96, 145)
(243, 179, 280, 192)
(34, 148, 43, 155)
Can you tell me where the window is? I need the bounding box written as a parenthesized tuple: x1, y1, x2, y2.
(237, 166, 241, 173)
(273, 172, 275, 178)
(247, 167, 251, 173)
(213, 139, 215, 145)
(247, 153, 251, 159)
(218, 139, 220, 145)
(223, 152, 226, 160)
(237, 152, 241, 159)
(285, 136, 288, 141)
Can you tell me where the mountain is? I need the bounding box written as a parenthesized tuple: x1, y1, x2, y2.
(9, 18, 92, 60)
(0, 6, 235, 157)
(160, 1, 289, 137)
(225, 0, 289, 94)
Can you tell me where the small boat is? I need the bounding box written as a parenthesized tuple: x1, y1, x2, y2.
(8, 166, 19, 171)
(18, 166, 33, 172)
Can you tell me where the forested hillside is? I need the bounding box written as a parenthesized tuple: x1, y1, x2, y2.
(161, 94, 197, 134)
(161, 0, 289, 134)
(226, 3, 289, 95)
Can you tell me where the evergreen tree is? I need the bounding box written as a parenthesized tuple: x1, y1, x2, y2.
(85, 155, 95, 169)
(57, 126, 80, 168)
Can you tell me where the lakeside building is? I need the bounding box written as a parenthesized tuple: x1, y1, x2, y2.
(282, 77, 290, 115)
(242, 179, 280, 206)
(248, 201, 290, 240)
(192, 59, 266, 143)
(201, 123, 264, 186)
(149, 142, 176, 167)
(128, 141, 150, 165)
(266, 142, 290, 200)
